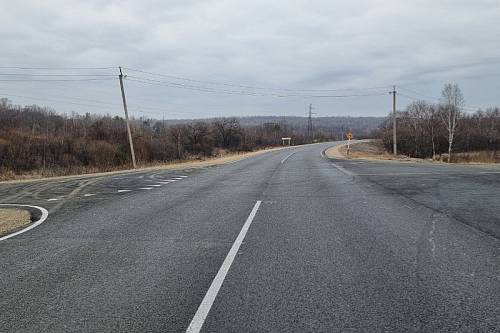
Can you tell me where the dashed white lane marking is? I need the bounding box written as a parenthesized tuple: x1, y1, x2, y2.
(117, 189, 131, 193)
(149, 184, 162, 187)
(186, 200, 262, 333)
(280, 152, 295, 164)
(429, 219, 437, 256)
(168, 179, 177, 182)
(0, 204, 49, 241)
(139, 187, 153, 190)
(178, 175, 188, 178)
(355, 172, 493, 176)
(83, 193, 96, 197)
(47, 198, 60, 201)
(330, 162, 354, 176)
(173, 177, 184, 180)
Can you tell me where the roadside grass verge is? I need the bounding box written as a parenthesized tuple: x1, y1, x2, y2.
(327, 140, 500, 164)
(0, 146, 287, 183)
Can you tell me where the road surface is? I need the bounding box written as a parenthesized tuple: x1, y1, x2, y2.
(1, 142, 499, 332)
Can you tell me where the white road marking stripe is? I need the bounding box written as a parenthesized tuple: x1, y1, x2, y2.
(117, 189, 131, 193)
(0, 204, 49, 241)
(280, 152, 295, 164)
(83, 193, 96, 197)
(330, 162, 354, 176)
(178, 175, 188, 178)
(168, 179, 177, 181)
(186, 200, 262, 333)
(139, 187, 153, 190)
(47, 198, 60, 201)
(355, 172, 495, 176)
(174, 177, 184, 180)
(149, 184, 162, 187)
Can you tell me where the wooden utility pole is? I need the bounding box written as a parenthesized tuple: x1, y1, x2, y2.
(307, 104, 314, 143)
(118, 66, 137, 168)
(391, 85, 397, 155)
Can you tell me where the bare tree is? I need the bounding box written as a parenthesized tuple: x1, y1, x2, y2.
(440, 83, 464, 162)
(485, 107, 500, 157)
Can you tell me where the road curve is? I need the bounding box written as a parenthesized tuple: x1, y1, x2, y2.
(1, 142, 499, 332)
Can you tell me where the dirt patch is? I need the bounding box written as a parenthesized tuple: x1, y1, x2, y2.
(0, 208, 31, 236)
(326, 140, 500, 165)
(325, 140, 420, 162)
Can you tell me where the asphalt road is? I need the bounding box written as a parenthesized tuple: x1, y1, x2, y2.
(1, 142, 499, 332)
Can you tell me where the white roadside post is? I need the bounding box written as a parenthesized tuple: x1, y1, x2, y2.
(346, 132, 353, 157)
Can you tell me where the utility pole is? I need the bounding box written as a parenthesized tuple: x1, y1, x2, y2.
(390, 85, 397, 155)
(118, 66, 137, 168)
(307, 103, 315, 143)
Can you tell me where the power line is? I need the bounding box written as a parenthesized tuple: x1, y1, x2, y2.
(0, 78, 116, 82)
(123, 67, 391, 93)
(0, 66, 116, 70)
(126, 77, 294, 97)
(126, 75, 388, 98)
(0, 73, 116, 77)
(0, 89, 215, 118)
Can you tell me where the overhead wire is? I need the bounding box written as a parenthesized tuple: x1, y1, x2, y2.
(123, 66, 391, 93)
(126, 75, 388, 98)
(0, 73, 116, 77)
(0, 66, 116, 70)
(0, 78, 117, 82)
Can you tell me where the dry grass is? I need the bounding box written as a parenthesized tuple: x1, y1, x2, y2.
(327, 140, 499, 165)
(0, 208, 31, 236)
(0, 146, 288, 184)
(451, 151, 500, 164)
(325, 140, 411, 161)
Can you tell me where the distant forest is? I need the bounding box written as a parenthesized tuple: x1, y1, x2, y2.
(0, 98, 382, 178)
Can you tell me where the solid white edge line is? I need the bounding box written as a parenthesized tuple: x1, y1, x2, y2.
(0, 204, 49, 241)
(280, 152, 295, 164)
(185, 200, 262, 333)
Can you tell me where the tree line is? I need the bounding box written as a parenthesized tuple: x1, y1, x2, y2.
(376, 84, 500, 162)
(0, 98, 340, 178)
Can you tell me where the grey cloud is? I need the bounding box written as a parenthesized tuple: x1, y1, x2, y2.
(0, 0, 498, 118)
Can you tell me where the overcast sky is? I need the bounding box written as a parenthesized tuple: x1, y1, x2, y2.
(1, 0, 499, 119)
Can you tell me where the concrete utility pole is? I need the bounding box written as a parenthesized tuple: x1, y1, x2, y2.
(307, 104, 314, 143)
(391, 85, 397, 155)
(118, 66, 137, 168)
